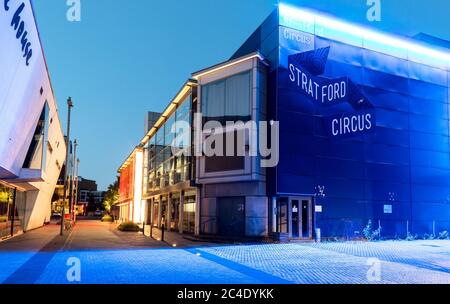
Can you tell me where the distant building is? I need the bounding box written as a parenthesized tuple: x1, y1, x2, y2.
(76, 177, 104, 214)
(145, 112, 162, 134)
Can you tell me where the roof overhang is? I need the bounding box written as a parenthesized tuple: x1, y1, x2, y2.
(117, 146, 143, 173)
(278, 3, 450, 69)
(138, 79, 198, 147)
(192, 52, 268, 79)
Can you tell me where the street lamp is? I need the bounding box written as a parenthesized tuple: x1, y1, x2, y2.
(61, 97, 73, 236)
(70, 139, 78, 222)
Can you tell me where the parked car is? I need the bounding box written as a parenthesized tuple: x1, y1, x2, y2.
(94, 210, 103, 217)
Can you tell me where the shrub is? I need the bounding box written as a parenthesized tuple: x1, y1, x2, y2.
(0, 216, 7, 223)
(101, 215, 113, 222)
(363, 220, 373, 240)
(64, 221, 73, 231)
(406, 232, 418, 241)
(422, 233, 435, 240)
(117, 221, 140, 232)
(363, 220, 382, 241)
(438, 231, 449, 240)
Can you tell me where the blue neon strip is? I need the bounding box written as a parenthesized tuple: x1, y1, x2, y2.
(279, 3, 450, 70)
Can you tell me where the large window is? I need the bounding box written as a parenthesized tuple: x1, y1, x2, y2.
(0, 185, 24, 238)
(183, 191, 196, 234)
(145, 94, 192, 193)
(23, 103, 49, 170)
(201, 72, 253, 173)
(201, 71, 252, 125)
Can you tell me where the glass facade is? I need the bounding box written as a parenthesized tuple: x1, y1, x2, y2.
(0, 184, 24, 239)
(145, 94, 192, 194)
(169, 192, 180, 231)
(23, 103, 49, 170)
(201, 71, 252, 125)
(201, 71, 253, 173)
(183, 190, 196, 234)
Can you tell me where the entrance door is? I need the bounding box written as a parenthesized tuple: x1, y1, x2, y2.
(301, 199, 310, 238)
(291, 199, 300, 238)
(152, 202, 159, 227)
(289, 197, 313, 240)
(217, 197, 245, 237)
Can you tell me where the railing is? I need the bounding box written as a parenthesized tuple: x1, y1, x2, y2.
(201, 218, 216, 233)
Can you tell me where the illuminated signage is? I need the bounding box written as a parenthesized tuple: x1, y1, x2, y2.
(3, 0, 33, 66)
(280, 26, 314, 52)
(287, 47, 376, 138)
(279, 3, 450, 69)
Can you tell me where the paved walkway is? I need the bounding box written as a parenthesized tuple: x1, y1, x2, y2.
(1, 220, 450, 284)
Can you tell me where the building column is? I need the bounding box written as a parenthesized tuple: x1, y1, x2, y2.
(179, 191, 184, 234)
(150, 199, 154, 226)
(272, 197, 277, 233)
(167, 194, 172, 231)
(157, 197, 162, 228)
(195, 188, 201, 236)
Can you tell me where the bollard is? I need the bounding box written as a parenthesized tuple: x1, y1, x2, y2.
(315, 228, 321, 243)
(161, 223, 165, 242)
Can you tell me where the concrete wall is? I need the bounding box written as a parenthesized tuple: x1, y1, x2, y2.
(0, 0, 49, 178)
(200, 182, 268, 237)
(0, 0, 66, 232)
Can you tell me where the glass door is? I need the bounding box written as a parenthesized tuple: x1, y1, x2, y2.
(291, 199, 300, 238)
(289, 197, 313, 240)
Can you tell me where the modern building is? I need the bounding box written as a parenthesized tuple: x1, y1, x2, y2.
(118, 3, 450, 240)
(74, 177, 104, 214)
(0, 1, 66, 238)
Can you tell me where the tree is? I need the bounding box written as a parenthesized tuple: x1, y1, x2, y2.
(103, 180, 119, 214)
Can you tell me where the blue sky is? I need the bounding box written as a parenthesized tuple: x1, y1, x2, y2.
(32, 0, 450, 190)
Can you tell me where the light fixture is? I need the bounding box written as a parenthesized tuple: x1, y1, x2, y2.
(279, 3, 450, 68)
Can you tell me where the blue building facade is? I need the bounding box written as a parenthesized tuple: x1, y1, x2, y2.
(232, 4, 450, 239)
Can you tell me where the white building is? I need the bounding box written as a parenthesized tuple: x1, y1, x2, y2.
(0, 0, 66, 237)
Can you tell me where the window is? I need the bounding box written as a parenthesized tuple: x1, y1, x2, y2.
(145, 94, 193, 193)
(275, 198, 289, 234)
(202, 71, 252, 125)
(183, 191, 196, 233)
(23, 103, 49, 170)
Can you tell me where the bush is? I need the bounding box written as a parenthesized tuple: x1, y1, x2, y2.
(0, 216, 7, 223)
(438, 231, 449, 240)
(422, 233, 435, 240)
(117, 221, 140, 232)
(363, 220, 382, 241)
(406, 232, 418, 241)
(64, 220, 73, 231)
(101, 215, 113, 222)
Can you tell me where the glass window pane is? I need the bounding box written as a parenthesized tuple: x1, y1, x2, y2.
(225, 72, 251, 121)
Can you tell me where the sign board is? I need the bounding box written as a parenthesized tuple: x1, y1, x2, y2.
(285, 47, 376, 139)
(315, 205, 323, 213)
(383, 205, 393, 214)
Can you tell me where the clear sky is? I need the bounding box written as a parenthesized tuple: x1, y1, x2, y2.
(32, 0, 450, 190)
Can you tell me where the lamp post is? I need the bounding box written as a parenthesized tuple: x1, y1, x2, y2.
(61, 97, 73, 236)
(74, 158, 80, 222)
(70, 139, 78, 222)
